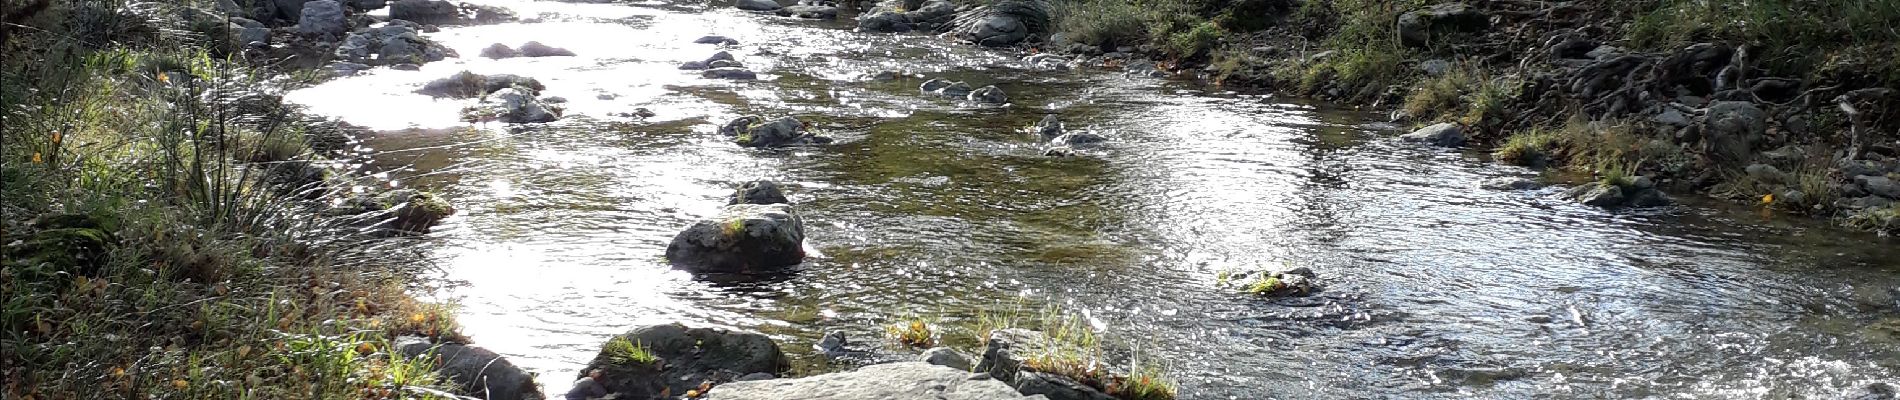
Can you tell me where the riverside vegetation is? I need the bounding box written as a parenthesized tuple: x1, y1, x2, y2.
(1041, 0, 1900, 233)
(2, 0, 470, 398)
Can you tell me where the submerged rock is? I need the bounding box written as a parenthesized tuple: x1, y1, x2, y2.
(1218, 266, 1319, 297)
(704, 362, 1035, 400)
(721, 116, 829, 148)
(968, 85, 1008, 104)
(1400, 122, 1465, 147)
(1051, 131, 1107, 146)
(1563, 178, 1672, 208)
(396, 338, 543, 400)
(937, 81, 974, 98)
(518, 41, 575, 57)
(333, 23, 457, 66)
(776, 5, 838, 19)
(1033, 114, 1063, 137)
(702, 68, 759, 80)
(416, 71, 544, 98)
(582, 323, 786, 399)
(1480, 176, 1546, 191)
(480, 43, 519, 58)
(695, 35, 740, 45)
(326, 189, 457, 234)
(728, 180, 791, 206)
(462, 87, 560, 123)
(735, 0, 783, 11)
(1024, 53, 1070, 70)
(665, 203, 806, 272)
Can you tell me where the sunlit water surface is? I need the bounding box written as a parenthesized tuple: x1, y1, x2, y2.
(287, 1, 1900, 397)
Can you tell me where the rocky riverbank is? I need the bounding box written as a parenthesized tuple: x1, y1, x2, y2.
(859, 0, 1896, 235)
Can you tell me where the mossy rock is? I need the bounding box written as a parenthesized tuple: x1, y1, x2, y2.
(6, 214, 120, 279)
(380, 189, 456, 233)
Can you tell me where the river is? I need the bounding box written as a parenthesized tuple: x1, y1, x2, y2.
(285, 0, 1900, 397)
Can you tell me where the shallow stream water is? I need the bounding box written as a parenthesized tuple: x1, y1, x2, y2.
(287, 1, 1900, 398)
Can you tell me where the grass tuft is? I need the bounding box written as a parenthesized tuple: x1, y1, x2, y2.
(603, 336, 660, 365)
(887, 316, 938, 348)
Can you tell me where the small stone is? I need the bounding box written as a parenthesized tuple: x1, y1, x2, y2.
(1418, 59, 1453, 76)
(919, 348, 972, 371)
(1652, 108, 1690, 126)
(1480, 177, 1545, 191)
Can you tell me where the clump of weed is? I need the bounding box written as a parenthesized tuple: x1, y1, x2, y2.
(887, 316, 937, 348)
(1492, 128, 1560, 166)
(603, 336, 659, 365)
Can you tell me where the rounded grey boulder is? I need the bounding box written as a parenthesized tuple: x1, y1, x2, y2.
(665, 203, 806, 272)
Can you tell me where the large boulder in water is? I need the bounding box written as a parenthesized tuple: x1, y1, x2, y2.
(703, 362, 1039, 400)
(581, 323, 787, 399)
(396, 338, 544, 400)
(665, 203, 806, 272)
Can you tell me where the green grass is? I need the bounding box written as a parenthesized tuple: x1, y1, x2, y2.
(603, 336, 660, 365)
(2, 1, 465, 398)
(1625, 0, 1900, 87)
(1844, 204, 1900, 235)
(1113, 360, 1178, 400)
(1243, 275, 1285, 295)
(971, 305, 1175, 400)
(1492, 128, 1561, 166)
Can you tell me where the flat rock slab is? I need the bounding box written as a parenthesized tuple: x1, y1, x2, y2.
(705, 362, 1045, 400)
